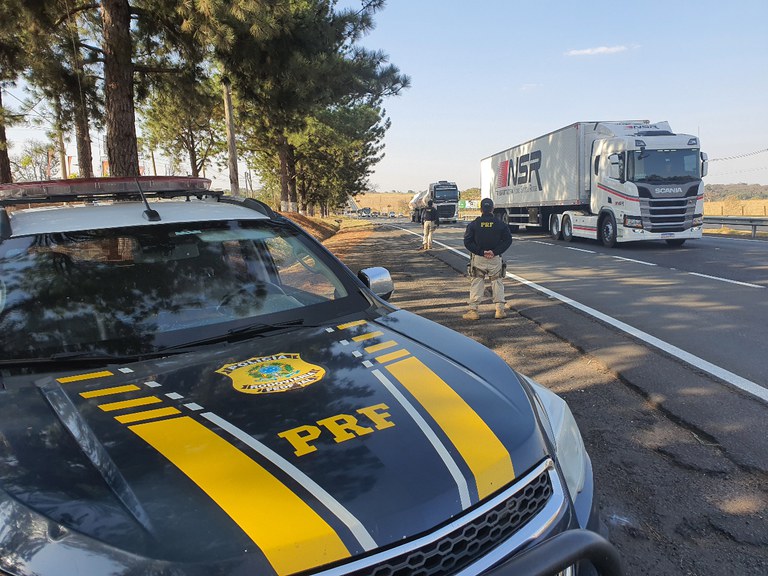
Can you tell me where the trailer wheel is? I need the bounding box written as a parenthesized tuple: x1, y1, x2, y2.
(600, 213, 617, 248)
(562, 215, 574, 242)
(549, 215, 562, 240)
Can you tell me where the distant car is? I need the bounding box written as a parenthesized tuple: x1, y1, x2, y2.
(0, 177, 616, 576)
(388, 211, 396, 218)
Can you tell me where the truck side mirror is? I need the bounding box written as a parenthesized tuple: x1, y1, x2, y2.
(701, 152, 708, 178)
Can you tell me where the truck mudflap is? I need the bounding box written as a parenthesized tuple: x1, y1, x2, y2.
(483, 529, 623, 576)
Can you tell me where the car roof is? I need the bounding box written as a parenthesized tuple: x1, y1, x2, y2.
(0, 177, 275, 237)
(8, 199, 269, 237)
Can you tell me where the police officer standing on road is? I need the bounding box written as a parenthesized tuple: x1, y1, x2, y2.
(420, 200, 439, 250)
(462, 198, 512, 320)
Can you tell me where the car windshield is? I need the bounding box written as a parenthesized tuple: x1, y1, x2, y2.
(0, 219, 368, 359)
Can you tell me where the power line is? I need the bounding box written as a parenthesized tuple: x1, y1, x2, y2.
(709, 148, 768, 162)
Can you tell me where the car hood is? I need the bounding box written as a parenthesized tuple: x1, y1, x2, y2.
(0, 310, 548, 576)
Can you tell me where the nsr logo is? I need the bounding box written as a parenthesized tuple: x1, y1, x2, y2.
(498, 150, 542, 190)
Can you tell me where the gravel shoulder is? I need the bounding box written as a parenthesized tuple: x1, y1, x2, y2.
(322, 222, 768, 576)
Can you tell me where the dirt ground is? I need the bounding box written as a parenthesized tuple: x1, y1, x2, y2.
(319, 222, 768, 576)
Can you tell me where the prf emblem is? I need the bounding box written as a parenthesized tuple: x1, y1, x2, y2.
(216, 354, 325, 395)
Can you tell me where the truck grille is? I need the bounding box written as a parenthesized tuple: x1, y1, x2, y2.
(313, 462, 557, 576)
(437, 204, 456, 219)
(637, 185, 699, 232)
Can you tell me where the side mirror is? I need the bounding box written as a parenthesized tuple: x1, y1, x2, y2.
(358, 267, 394, 301)
(701, 152, 708, 178)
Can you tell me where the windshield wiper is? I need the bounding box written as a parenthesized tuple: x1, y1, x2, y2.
(0, 351, 144, 368)
(159, 318, 317, 353)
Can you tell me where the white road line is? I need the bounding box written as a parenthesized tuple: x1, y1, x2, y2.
(612, 256, 657, 266)
(566, 246, 596, 253)
(531, 241, 553, 246)
(396, 226, 768, 403)
(503, 270, 768, 403)
(688, 272, 765, 289)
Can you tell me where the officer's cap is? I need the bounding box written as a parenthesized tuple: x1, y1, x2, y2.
(480, 198, 494, 213)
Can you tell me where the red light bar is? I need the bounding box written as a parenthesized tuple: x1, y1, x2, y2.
(0, 176, 211, 200)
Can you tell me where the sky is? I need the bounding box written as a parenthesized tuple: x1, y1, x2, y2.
(339, 0, 768, 191)
(4, 0, 768, 192)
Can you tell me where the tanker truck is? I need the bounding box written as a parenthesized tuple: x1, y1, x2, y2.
(409, 181, 460, 223)
(480, 121, 708, 247)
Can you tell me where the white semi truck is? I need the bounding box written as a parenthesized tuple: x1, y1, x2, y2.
(409, 181, 460, 223)
(480, 121, 708, 247)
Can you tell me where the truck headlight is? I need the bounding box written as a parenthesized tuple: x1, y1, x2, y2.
(521, 374, 587, 502)
(692, 214, 704, 226)
(623, 215, 643, 229)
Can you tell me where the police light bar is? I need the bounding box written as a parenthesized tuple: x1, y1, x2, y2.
(0, 176, 211, 202)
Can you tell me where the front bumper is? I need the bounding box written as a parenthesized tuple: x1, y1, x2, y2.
(484, 529, 622, 576)
(312, 458, 618, 576)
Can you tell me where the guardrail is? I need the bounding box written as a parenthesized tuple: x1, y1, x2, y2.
(704, 216, 768, 239)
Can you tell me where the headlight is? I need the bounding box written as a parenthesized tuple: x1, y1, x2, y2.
(623, 215, 643, 229)
(692, 214, 704, 226)
(521, 374, 587, 501)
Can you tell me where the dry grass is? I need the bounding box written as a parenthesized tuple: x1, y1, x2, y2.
(704, 199, 768, 216)
(279, 212, 340, 242)
(353, 192, 413, 215)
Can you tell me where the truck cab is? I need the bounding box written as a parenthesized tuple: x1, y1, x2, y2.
(587, 122, 707, 247)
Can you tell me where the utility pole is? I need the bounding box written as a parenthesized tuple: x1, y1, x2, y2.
(222, 77, 240, 194)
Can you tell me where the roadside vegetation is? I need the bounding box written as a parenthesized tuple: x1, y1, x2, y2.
(0, 0, 409, 216)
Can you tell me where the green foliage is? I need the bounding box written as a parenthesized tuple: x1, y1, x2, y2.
(139, 73, 226, 177)
(2, 0, 407, 200)
(10, 140, 58, 181)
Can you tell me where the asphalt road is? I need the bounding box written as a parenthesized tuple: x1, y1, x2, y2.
(404, 222, 768, 388)
(325, 221, 768, 576)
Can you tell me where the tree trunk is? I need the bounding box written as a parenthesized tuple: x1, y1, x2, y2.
(297, 171, 307, 215)
(101, 0, 139, 177)
(286, 144, 298, 212)
(278, 133, 290, 211)
(222, 78, 239, 193)
(73, 95, 94, 178)
(57, 130, 68, 179)
(0, 90, 11, 183)
(188, 140, 199, 177)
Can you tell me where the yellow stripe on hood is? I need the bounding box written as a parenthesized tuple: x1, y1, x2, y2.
(129, 416, 350, 575)
(386, 356, 515, 499)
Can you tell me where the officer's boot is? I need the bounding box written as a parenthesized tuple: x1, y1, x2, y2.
(494, 304, 507, 319)
(462, 309, 480, 321)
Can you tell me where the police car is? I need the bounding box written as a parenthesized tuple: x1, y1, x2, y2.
(0, 177, 620, 576)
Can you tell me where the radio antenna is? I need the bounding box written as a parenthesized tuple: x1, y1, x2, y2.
(135, 179, 161, 221)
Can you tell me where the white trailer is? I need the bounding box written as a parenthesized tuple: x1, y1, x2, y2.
(409, 181, 460, 223)
(480, 121, 708, 247)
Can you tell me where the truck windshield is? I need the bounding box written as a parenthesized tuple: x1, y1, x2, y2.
(628, 149, 700, 183)
(433, 187, 459, 201)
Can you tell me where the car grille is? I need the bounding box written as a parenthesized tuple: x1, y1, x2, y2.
(315, 461, 557, 576)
